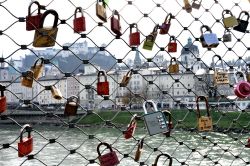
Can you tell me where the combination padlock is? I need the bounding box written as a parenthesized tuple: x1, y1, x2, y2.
(0, 85, 6, 114)
(169, 57, 179, 74)
(129, 23, 140, 46)
(200, 25, 219, 48)
(21, 70, 34, 88)
(192, 0, 202, 9)
(111, 10, 122, 35)
(134, 139, 143, 162)
(159, 13, 172, 35)
(18, 124, 33, 157)
(97, 70, 109, 96)
(196, 96, 212, 132)
(120, 69, 133, 87)
(143, 25, 159, 51)
(124, 114, 137, 139)
(73, 7, 86, 33)
(222, 9, 238, 28)
(143, 100, 168, 136)
(233, 11, 249, 33)
(167, 36, 177, 52)
(97, 142, 120, 166)
(30, 57, 44, 80)
(96, 0, 107, 22)
(64, 95, 79, 116)
(222, 29, 231, 42)
(212, 55, 229, 85)
(152, 153, 173, 166)
(234, 71, 250, 98)
(51, 85, 63, 100)
(26, 1, 43, 31)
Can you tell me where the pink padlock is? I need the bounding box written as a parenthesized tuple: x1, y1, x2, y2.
(234, 71, 250, 98)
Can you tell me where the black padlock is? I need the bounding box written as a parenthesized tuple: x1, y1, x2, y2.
(233, 11, 249, 33)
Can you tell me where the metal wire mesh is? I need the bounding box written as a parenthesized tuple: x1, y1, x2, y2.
(0, 0, 250, 165)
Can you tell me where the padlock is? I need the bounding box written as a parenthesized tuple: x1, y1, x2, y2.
(51, 85, 62, 100)
(246, 138, 250, 148)
(183, 0, 192, 13)
(159, 13, 172, 35)
(162, 110, 172, 137)
(222, 10, 238, 28)
(129, 23, 140, 46)
(134, 139, 143, 162)
(0, 85, 6, 114)
(169, 57, 179, 74)
(246, 64, 250, 83)
(233, 11, 249, 33)
(111, 10, 122, 35)
(167, 36, 177, 52)
(18, 124, 33, 157)
(97, 142, 120, 166)
(200, 25, 219, 48)
(26, 1, 43, 31)
(143, 25, 159, 51)
(212, 55, 229, 85)
(21, 70, 34, 88)
(152, 153, 173, 166)
(97, 70, 109, 96)
(222, 29, 231, 42)
(33, 10, 59, 47)
(234, 71, 250, 98)
(120, 69, 133, 87)
(196, 96, 213, 132)
(192, 0, 202, 9)
(143, 100, 168, 136)
(73, 7, 86, 33)
(96, 0, 107, 22)
(124, 114, 137, 139)
(64, 96, 79, 116)
(30, 57, 44, 80)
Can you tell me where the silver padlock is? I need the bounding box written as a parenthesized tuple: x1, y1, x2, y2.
(223, 29, 231, 42)
(143, 100, 168, 136)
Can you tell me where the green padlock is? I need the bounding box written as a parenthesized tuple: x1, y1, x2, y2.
(222, 9, 238, 28)
(143, 25, 159, 51)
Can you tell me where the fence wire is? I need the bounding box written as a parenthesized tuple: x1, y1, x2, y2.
(0, 0, 250, 165)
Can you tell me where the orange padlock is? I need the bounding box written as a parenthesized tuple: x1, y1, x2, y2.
(97, 70, 109, 96)
(120, 69, 133, 87)
(21, 70, 34, 88)
(0, 85, 6, 114)
(64, 95, 79, 116)
(18, 124, 33, 157)
(169, 57, 179, 74)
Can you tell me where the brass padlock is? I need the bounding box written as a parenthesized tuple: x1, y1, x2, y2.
(169, 57, 179, 74)
(21, 71, 34, 88)
(183, 0, 192, 13)
(120, 70, 133, 87)
(196, 96, 212, 132)
(30, 57, 44, 80)
(50, 85, 62, 100)
(96, 0, 107, 22)
(143, 25, 159, 51)
(134, 139, 143, 162)
(212, 55, 229, 85)
(222, 9, 238, 28)
(64, 96, 79, 116)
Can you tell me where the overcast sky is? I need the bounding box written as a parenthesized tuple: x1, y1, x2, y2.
(0, 0, 249, 66)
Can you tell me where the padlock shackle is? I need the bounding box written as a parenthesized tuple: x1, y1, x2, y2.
(196, 96, 210, 118)
(193, 0, 202, 2)
(67, 95, 79, 104)
(152, 24, 159, 33)
(0, 84, 4, 97)
(112, 10, 120, 20)
(170, 57, 177, 64)
(164, 13, 172, 24)
(128, 114, 137, 127)
(97, 0, 106, 7)
(137, 138, 144, 149)
(200, 25, 212, 34)
(234, 71, 247, 83)
(222, 9, 233, 18)
(74, 7, 84, 18)
(169, 36, 176, 42)
(153, 153, 173, 166)
(97, 142, 113, 156)
(98, 70, 107, 82)
(39, 9, 59, 28)
(162, 110, 172, 126)
(130, 23, 138, 34)
(238, 11, 250, 21)
(212, 55, 225, 71)
(28, 1, 41, 15)
(32, 57, 44, 68)
(143, 100, 158, 114)
(20, 124, 32, 142)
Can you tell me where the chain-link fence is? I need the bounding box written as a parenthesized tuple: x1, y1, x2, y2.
(0, 0, 250, 165)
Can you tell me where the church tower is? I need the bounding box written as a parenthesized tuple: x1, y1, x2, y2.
(133, 48, 142, 68)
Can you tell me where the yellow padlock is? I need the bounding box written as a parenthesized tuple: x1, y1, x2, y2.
(30, 57, 44, 80)
(222, 9, 238, 28)
(196, 96, 212, 132)
(51, 85, 62, 100)
(134, 139, 143, 162)
(21, 70, 34, 88)
(120, 70, 133, 87)
(169, 57, 179, 74)
(212, 55, 229, 85)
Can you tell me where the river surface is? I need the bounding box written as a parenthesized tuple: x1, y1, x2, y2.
(0, 125, 249, 166)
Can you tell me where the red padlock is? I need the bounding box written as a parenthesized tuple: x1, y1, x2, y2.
(73, 7, 86, 33)
(167, 36, 177, 52)
(18, 124, 33, 157)
(0, 86, 6, 114)
(111, 10, 122, 35)
(26, 1, 43, 31)
(234, 71, 250, 98)
(97, 142, 120, 166)
(159, 13, 172, 35)
(124, 114, 137, 139)
(129, 23, 140, 46)
(97, 70, 109, 96)
(246, 138, 250, 148)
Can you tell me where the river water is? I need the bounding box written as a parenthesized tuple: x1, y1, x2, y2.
(0, 125, 249, 166)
